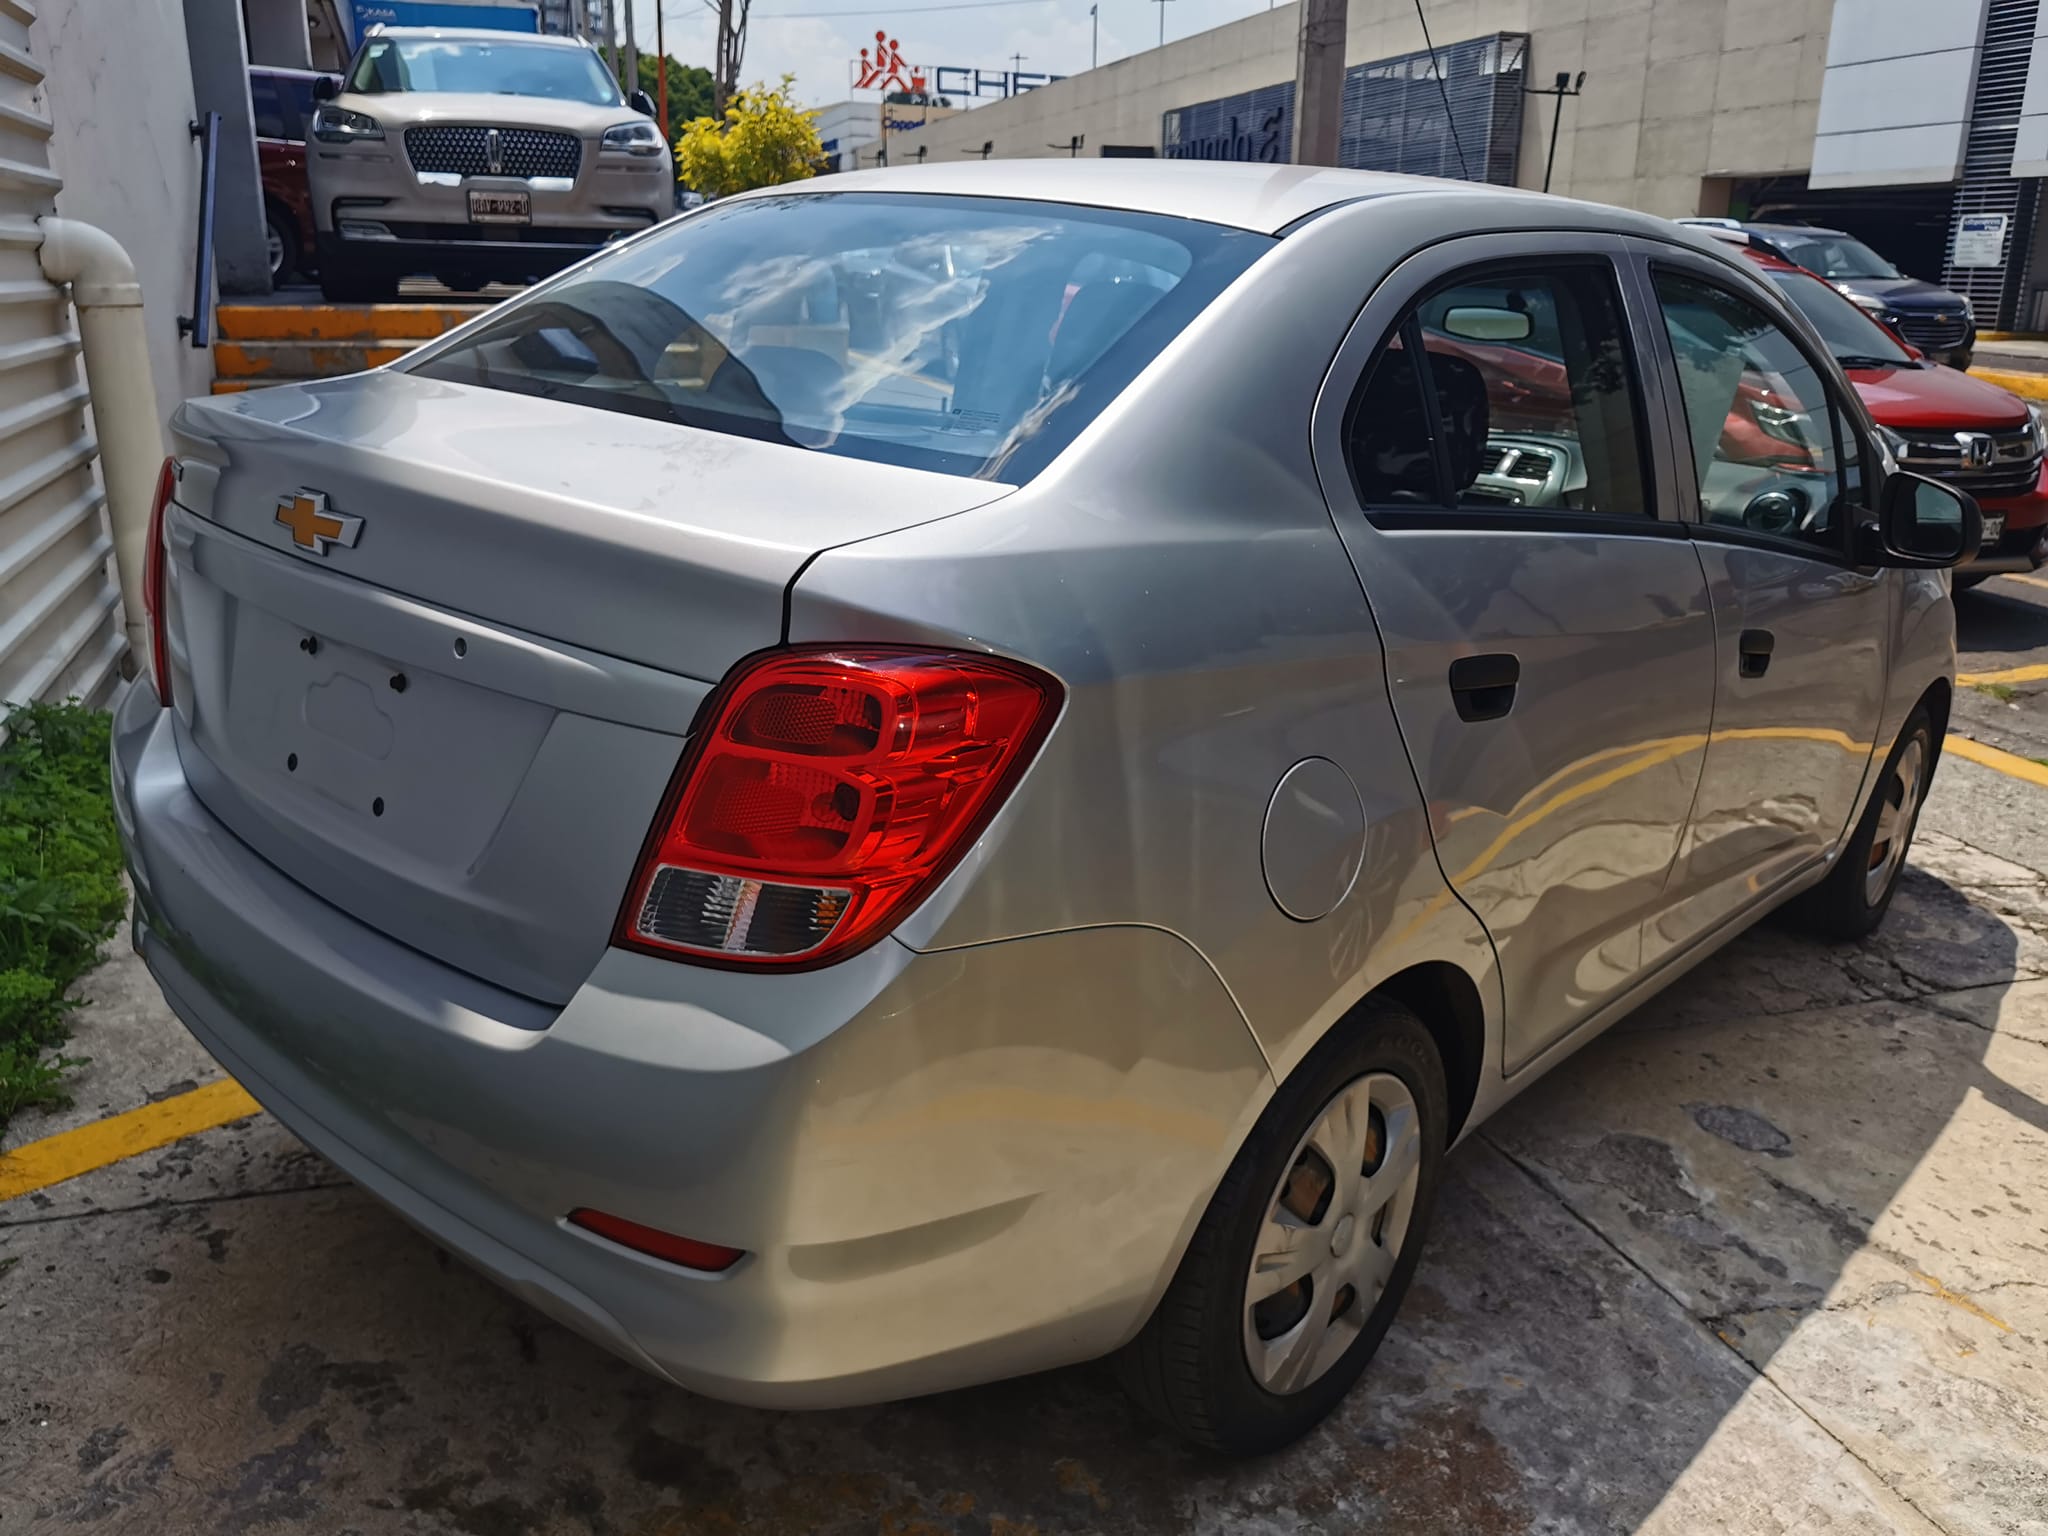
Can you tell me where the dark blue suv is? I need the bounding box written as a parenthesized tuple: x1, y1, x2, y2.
(1681, 220, 1976, 369)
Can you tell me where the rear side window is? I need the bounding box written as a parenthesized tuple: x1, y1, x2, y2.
(249, 73, 288, 140)
(1345, 262, 1649, 517)
(408, 193, 1270, 482)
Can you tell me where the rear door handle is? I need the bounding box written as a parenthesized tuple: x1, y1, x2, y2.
(1448, 652, 1520, 723)
(1738, 628, 1775, 679)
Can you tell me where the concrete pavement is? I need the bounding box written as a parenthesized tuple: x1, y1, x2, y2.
(6, 601, 2048, 1532)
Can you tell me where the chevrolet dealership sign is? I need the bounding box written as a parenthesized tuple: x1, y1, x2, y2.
(852, 31, 1062, 99)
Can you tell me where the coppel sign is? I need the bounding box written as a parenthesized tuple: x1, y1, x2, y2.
(852, 32, 1063, 99)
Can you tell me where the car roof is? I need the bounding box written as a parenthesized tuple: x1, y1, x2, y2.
(363, 26, 591, 46)
(1745, 222, 1847, 238)
(764, 161, 1717, 240)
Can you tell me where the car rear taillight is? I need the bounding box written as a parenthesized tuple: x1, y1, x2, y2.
(143, 456, 177, 707)
(567, 1208, 745, 1272)
(617, 647, 1062, 968)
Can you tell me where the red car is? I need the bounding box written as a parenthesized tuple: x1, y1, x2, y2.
(248, 67, 336, 286)
(1731, 239, 2048, 585)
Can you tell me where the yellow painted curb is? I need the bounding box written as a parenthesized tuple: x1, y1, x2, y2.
(1968, 366, 2048, 401)
(1944, 732, 2048, 788)
(1958, 662, 2048, 688)
(0, 1078, 262, 1203)
(213, 340, 417, 377)
(215, 303, 481, 343)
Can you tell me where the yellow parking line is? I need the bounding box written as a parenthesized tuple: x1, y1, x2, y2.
(1944, 733, 2048, 788)
(0, 1078, 261, 1203)
(1957, 662, 2048, 687)
(1998, 571, 2048, 592)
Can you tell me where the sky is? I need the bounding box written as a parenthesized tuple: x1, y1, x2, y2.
(630, 0, 1283, 111)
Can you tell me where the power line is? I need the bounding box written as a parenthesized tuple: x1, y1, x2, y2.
(1412, 0, 1471, 181)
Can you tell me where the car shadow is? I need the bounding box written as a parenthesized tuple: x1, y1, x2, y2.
(1953, 577, 2048, 658)
(28, 829, 2045, 1535)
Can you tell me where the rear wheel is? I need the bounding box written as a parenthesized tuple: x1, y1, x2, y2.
(1116, 997, 1447, 1455)
(264, 204, 298, 285)
(1790, 704, 1935, 939)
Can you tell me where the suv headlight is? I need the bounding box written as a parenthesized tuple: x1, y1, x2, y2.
(601, 121, 666, 157)
(1873, 422, 1909, 468)
(1963, 295, 1976, 322)
(1839, 286, 1888, 316)
(311, 104, 384, 143)
(2028, 402, 2047, 456)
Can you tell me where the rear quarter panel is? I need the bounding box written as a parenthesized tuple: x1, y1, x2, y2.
(788, 195, 1510, 1102)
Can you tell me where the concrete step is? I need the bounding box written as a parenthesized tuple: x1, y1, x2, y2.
(215, 302, 485, 344)
(212, 338, 430, 382)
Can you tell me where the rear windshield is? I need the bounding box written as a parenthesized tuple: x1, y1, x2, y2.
(347, 37, 620, 105)
(407, 192, 1272, 481)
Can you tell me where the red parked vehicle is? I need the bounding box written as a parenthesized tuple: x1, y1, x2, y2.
(1724, 235, 2048, 585)
(249, 67, 336, 286)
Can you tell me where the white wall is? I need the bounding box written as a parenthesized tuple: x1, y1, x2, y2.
(886, 0, 1834, 219)
(0, 1, 128, 710)
(1811, 0, 1986, 188)
(39, 0, 212, 422)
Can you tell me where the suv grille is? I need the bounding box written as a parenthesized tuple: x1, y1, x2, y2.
(404, 126, 582, 180)
(1892, 311, 1970, 351)
(1897, 426, 2040, 497)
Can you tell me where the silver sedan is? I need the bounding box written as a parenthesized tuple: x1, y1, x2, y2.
(115, 162, 1975, 1454)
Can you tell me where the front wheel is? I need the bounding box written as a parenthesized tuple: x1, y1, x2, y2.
(1790, 705, 1935, 940)
(1116, 997, 1448, 1455)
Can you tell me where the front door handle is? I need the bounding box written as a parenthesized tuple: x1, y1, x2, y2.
(1449, 652, 1520, 722)
(1739, 628, 1775, 679)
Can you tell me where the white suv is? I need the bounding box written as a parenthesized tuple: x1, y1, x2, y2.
(308, 27, 672, 300)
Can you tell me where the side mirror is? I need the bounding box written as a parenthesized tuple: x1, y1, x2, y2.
(1861, 471, 1981, 568)
(313, 74, 340, 102)
(629, 88, 658, 118)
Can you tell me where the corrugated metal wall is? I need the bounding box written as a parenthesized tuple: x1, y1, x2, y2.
(0, 0, 126, 715)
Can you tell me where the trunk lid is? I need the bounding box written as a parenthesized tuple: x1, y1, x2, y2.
(163, 373, 1010, 1002)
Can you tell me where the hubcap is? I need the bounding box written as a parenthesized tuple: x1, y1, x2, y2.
(1864, 734, 1926, 905)
(266, 223, 285, 276)
(1243, 1072, 1422, 1396)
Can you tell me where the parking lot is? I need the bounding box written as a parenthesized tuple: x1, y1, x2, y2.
(3, 578, 2047, 1535)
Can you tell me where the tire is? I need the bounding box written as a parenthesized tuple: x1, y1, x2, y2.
(436, 271, 484, 295)
(264, 204, 298, 286)
(1790, 704, 1936, 941)
(1951, 348, 1975, 372)
(318, 248, 398, 304)
(1115, 996, 1448, 1455)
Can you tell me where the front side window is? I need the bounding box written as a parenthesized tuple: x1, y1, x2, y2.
(1345, 262, 1649, 516)
(347, 38, 621, 105)
(1654, 271, 1863, 551)
(409, 193, 1271, 482)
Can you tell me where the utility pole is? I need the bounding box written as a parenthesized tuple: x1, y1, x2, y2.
(1152, 0, 1172, 49)
(1289, 0, 1343, 166)
(1524, 70, 1585, 194)
(1090, 3, 1098, 68)
(602, 0, 618, 76)
(622, 0, 638, 97)
(654, 0, 668, 139)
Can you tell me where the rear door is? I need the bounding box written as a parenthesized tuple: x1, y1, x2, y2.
(1628, 244, 1890, 961)
(1312, 234, 1717, 1072)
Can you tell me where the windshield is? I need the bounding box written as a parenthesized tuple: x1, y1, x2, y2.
(407, 192, 1272, 482)
(1774, 233, 1902, 281)
(1765, 269, 1914, 367)
(347, 37, 620, 105)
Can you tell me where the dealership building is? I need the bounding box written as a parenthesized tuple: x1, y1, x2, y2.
(886, 0, 2048, 330)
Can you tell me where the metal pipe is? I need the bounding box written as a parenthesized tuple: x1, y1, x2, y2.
(35, 218, 165, 664)
(180, 112, 220, 347)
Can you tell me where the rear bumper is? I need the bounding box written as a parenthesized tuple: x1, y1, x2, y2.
(112, 684, 1267, 1406)
(316, 230, 624, 283)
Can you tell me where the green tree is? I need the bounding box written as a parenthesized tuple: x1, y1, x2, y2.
(634, 53, 714, 132)
(674, 76, 823, 198)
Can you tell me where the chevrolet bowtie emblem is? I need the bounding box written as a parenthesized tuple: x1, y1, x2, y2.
(275, 489, 363, 556)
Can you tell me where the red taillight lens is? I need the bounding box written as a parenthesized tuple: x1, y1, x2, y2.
(567, 1208, 745, 1272)
(143, 456, 177, 707)
(617, 647, 1062, 968)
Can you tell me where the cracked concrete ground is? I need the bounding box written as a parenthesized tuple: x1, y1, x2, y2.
(5, 762, 2048, 1532)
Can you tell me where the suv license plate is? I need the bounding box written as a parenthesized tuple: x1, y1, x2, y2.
(468, 189, 531, 224)
(1982, 512, 2007, 548)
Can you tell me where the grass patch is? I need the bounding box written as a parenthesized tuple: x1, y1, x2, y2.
(0, 700, 123, 1138)
(1972, 681, 2022, 704)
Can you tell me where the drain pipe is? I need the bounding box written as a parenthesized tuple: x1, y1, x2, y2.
(36, 217, 166, 663)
